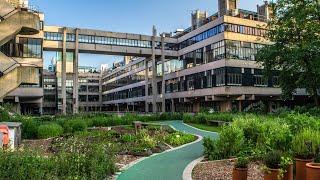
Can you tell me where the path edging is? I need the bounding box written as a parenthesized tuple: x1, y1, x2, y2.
(182, 156, 204, 180)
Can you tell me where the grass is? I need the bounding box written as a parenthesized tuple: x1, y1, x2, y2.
(187, 123, 222, 133)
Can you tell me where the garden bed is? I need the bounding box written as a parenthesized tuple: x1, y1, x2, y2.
(192, 159, 263, 180)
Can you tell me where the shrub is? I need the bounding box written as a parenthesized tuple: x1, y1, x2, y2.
(292, 129, 320, 159)
(0, 106, 11, 122)
(203, 138, 219, 160)
(204, 126, 245, 160)
(264, 150, 282, 169)
(182, 113, 194, 123)
(164, 132, 196, 146)
(235, 157, 249, 169)
(37, 124, 63, 139)
(21, 118, 40, 139)
(0, 144, 116, 179)
(63, 119, 87, 133)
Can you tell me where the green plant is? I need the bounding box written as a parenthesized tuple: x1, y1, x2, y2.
(121, 134, 137, 143)
(292, 129, 320, 159)
(235, 157, 249, 169)
(278, 155, 293, 179)
(264, 150, 282, 169)
(63, 119, 87, 133)
(164, 132, 196, 146)
(37, 124, 63, 139)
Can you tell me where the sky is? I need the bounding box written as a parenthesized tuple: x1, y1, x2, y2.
(36, 0, 264, 69)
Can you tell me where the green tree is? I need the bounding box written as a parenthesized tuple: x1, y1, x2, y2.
(257, 0, 320, 105)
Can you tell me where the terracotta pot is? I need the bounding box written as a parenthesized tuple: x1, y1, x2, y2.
(295, 158, 314, 180)
(306, 163, 320, 180)
(264, 168, 280, 180)
(232, 168, 248, 180)
(283, 164, 293, 180)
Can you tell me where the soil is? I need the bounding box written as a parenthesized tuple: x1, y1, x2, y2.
(21, 138, 53, 155)
(192, 159, 264, 180)
(115, 155, 141, 169)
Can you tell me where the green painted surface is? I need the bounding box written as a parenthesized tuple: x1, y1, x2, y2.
(117, 121, 218, 180)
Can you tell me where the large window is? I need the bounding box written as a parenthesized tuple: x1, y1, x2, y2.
(18, 38, 42, 58)
(179, 23, 267, 50)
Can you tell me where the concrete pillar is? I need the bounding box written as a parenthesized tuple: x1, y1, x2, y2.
(151, 26, 157, 113)
(144, 58, 149, 113)
(161, 33, 166, 113)
(171, 99, 175, 112)
(61, 27, 67, 115)
(221, 101, 232, 112)
(238, 101, 242, 112)
(73, 28, 79, 114)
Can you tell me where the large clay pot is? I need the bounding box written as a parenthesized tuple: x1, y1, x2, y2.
(295, 158, 314, 180)
(283, 164, 293, 180)
(306, 163, 320, 180)
(264, 168, 280, 180)
(232, 168, 248, 180)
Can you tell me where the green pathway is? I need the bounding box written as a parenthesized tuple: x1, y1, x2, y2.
(117, 121, 218, 180)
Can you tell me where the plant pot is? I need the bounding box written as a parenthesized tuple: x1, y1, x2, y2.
(306, 163, 320, 180)
(232, 168, 248, 180)
(264, 168, 280, 180)
(283, 164, 293, 180)
(295, 158, 314, 180)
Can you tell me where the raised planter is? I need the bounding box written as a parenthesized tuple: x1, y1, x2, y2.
(264, 168, 279, 180)
(283, 164, 293, 180)
(306, 163, 320, 180)
(295, 158, 314, 180)
(232, 168, 248, 180)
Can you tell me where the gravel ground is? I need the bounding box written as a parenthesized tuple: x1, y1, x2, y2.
(192, 159, 264, 180)
(115, 155, 141, 169)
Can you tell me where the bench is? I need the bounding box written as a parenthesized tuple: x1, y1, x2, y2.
(207, 120, 231, 127)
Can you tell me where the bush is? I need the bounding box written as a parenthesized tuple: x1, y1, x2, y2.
(0, 144, 116, 179)
(204, 126, 245, 160)
(63, 119, 87, 133)
(0, 106, 11, 121)
(292, 129, 320, 159)
(37, 124, 63, 139)
(235, 157, 249, 169)
(264, 150, 282, 169)
(21, 118, 40, 139)
(164, 132, 196, 146)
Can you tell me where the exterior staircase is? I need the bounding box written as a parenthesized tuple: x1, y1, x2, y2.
(0, 0, 40, 99)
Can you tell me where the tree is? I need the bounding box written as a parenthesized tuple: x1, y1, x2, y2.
(256, 0, 320, 106)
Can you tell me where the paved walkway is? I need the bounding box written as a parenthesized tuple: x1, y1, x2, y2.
(117, 121, 218, 180)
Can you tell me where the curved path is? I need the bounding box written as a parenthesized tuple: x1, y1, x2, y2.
(117, 121, 218, 180)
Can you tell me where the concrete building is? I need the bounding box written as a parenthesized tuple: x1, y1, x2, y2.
(42, 65, 102, 115)
(0, 0, 42, 114)
(0, 0, 311, 114)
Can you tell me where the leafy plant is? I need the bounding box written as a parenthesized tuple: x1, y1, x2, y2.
(292, 129, 320, 159)
(235, 157, 249, 169)
(164, 132, 195, 146)
(37, 123, 63, 139)
(264, 150, 282, 169)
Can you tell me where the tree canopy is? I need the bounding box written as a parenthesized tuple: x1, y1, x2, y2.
(257, 0, 320, 105)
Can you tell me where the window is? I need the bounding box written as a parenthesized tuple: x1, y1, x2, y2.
(44, 32, 63, 41)
(19, 38, 43, 58)
(67, 34, 75, 42)
(254, 75, 268, 87)
(227, 73, 242, 86)
(215, 69, 225, 86)
(88, 95, 99, 102)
